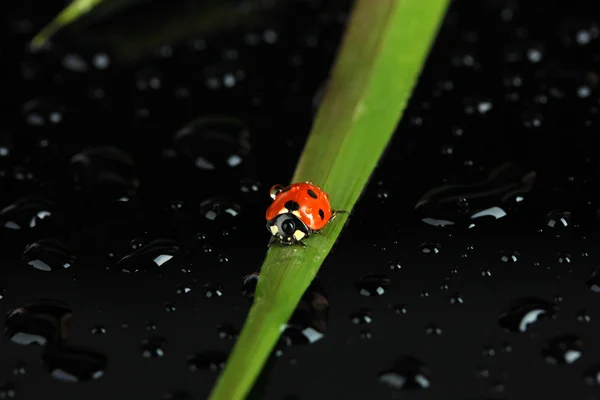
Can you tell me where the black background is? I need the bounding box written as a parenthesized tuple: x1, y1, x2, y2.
(2, 0, 600, 399)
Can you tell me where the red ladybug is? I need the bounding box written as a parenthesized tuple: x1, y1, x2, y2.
(265, 181, 346, 247)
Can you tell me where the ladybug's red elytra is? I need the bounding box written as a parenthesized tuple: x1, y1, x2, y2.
(265, 181, 346, 247)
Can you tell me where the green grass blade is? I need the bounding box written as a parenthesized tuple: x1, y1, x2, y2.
(30, 0, 104, 50)
(208, 0, 449, 399)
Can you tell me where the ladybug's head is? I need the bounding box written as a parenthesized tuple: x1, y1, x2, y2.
(266, 212, 310, 244)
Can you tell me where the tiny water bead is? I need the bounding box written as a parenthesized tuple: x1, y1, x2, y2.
(425, 324, 442, 335)
(216, 323, 239, 340)
(12, 361, 27, 376)
(557, 253, 572, 264)
(173, 116, 251, 171)
(141, 337, 167, 358)
(350, 309, 373, 325)
(500, 250, 520, 263)
(117, 239, 179, 272)
(420, 242, 441, 254)
(90, 326, 106, 335)
(392, 305, 408, 315)
(449, 293, 464, 304)
(586, 266, 600, 292)
(0, 382, 16, 399)
(0, 197, 54, 230)
(203, 284, 224, 298)
(282, 281, 329, 345)
(241, 273, 260, 300)
(542, 335, 583, 365)
(43, 346, 107, 382)
(23, 238, 75, 272)
(70, 146, 140, 198)
(498, 297, 558, 333)
(176, 285, 192, 295)
(388, 261, 402, 271)
(4, 299, 72, 346)
(22, 97, 65, 127)
(583, 364, 600, 386)
(545, 210, 571, 228)
(356, 274, 391, 296)
(378, 356, 431, 390)
(576, 309, 591, 323)
(187, 351, 227, 372)
(200, 198, 241, 225)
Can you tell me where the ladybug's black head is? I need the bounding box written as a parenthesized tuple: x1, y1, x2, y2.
(266, 213, 310, 245)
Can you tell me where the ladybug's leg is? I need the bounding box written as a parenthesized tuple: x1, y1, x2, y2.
(329, 209, 349, 222)
(298, 240, 308, 248)
(267, 236, 277, 248)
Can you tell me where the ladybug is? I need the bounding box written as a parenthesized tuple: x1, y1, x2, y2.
(265, 181, 346, 247)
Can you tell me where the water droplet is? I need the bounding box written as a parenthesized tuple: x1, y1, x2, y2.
(200, 198, 241, 224)
(22, 98, 65, 127)
(425, 324, 442, 335)
(203, 284, 224, 298)
(117, 239, 179, 272)
(23, 238, 75, 272)
(187, 351, 227, 372)
(586, 266, 600, 292)
(498, 297, 558, 332)
(583, 364, 600, 385)
(416, 163, 535, 228)
(350, 309, 373, 325)
(129, 237, 144, 250)
(542, 335, 583, 365)
(378, 356, 431, 390)
(557, 253, 572, 263)
(12, 361, 27, 376)
(90, 326, 106, 335)
(146, 321, 157, 330)
(449, 293, 464, 304)
(43, 345, 107, 382)
(70, 146, 140, 198)
(0, 382, 16, 398)
(216, 323, 239, 340)
(0, 197, 55, 230)
(421, 242, 441, 254)
(202, 63, 245, 90)
(282, 280, 329, 345)
(174, 116, 251, 171)
(218, 254, 229, 263)
(392, 305, 408, 315)
(164, 303, 176, 312)
(482, 345, 496, 356)
(388, 261, 402, 271)
(356, 274, 391, 296)
(239, 179, 260, 193)
(241, 273, 260, 299)
(4, 299, 72, 346)
(141, 337, 167, 358)
(577, 309, 591, 323)
(500, 250, 520, 263)
(176, 285, 192, 295)
(545, 210, 571, 228)
(360, 329, 372, 339)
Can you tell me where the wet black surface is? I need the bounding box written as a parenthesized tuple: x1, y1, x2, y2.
(2, 0, 600, 399)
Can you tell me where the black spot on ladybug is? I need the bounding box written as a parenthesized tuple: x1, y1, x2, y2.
(281, 186, 292, 193)
(307, 189, 318, 199)
(285, 201, 300, 211)
(318, 209, 325, 220)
